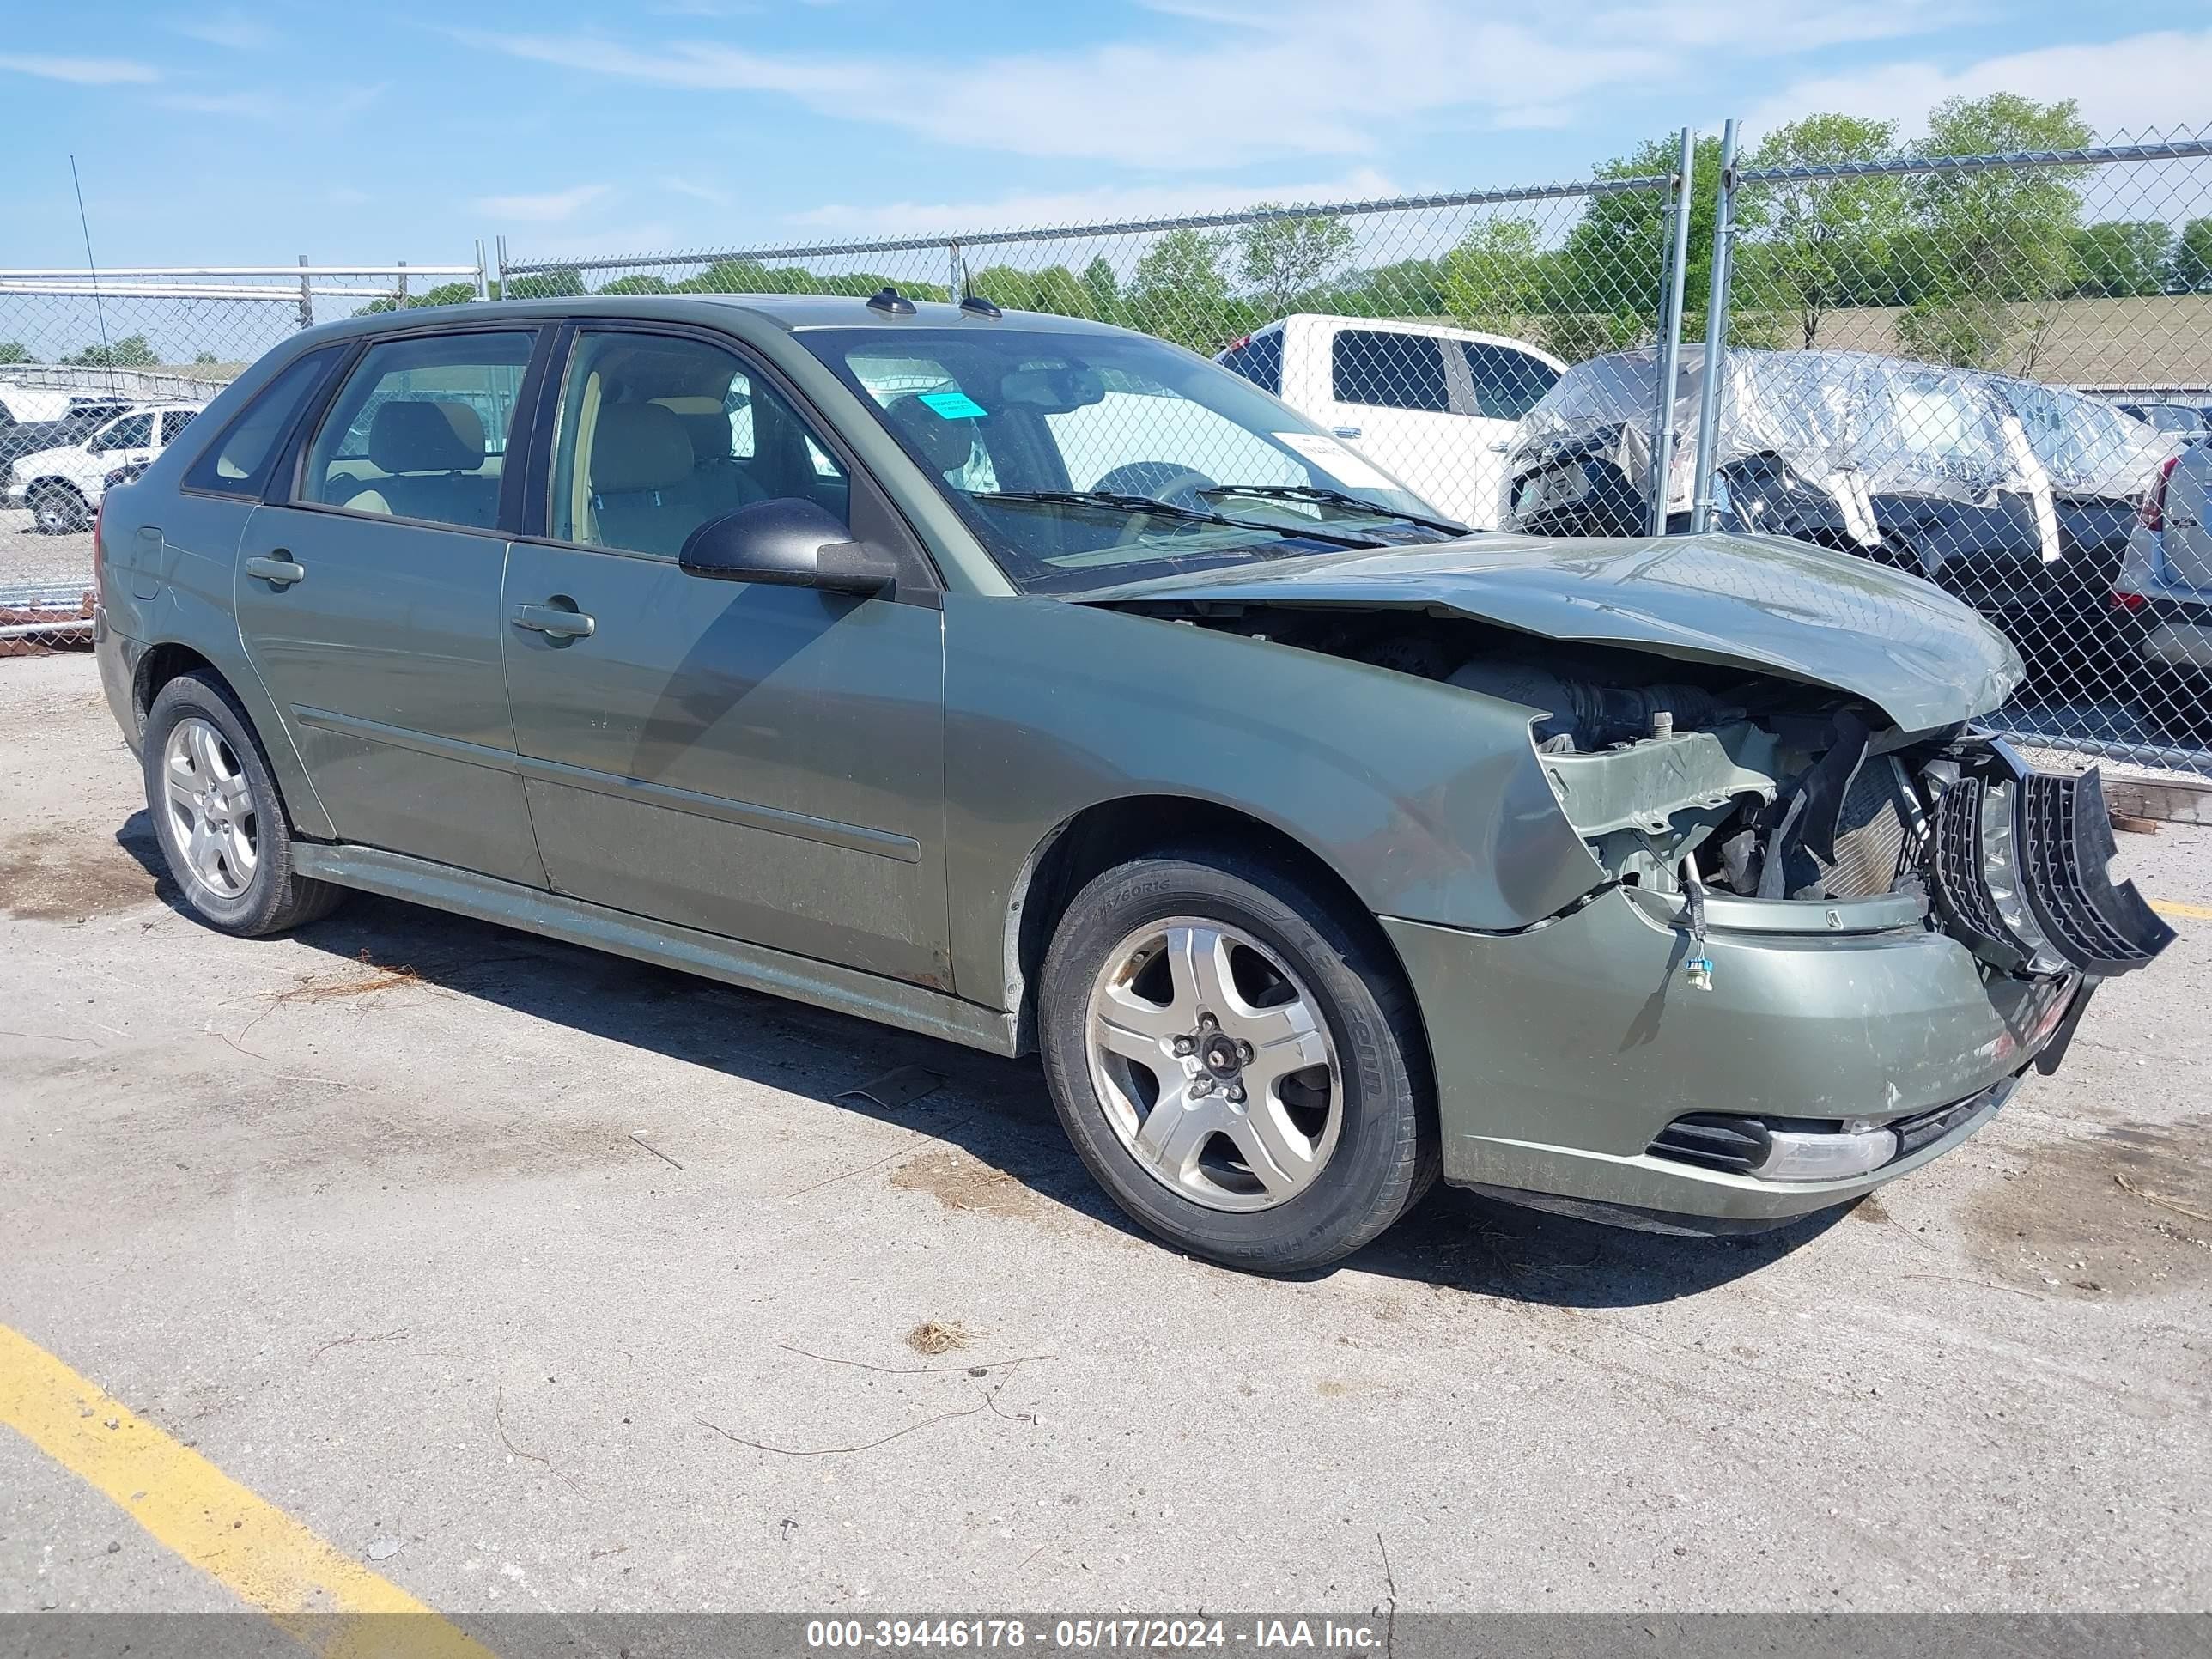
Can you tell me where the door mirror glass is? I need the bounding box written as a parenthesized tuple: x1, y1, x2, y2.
(678, 498, 895, 595)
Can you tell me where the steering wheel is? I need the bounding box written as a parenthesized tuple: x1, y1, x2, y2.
(1091, 462, 1217, 511)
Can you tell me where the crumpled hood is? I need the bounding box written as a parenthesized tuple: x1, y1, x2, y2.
(1079, 532, 2024, 734)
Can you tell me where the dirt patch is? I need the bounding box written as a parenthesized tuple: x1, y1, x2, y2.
(1963, 1117, 2212, 1297)
(890, 1148, 1042, 1220)
(0, 827, 162, 921)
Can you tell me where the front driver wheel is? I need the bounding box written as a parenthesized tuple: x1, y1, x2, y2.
(143, 672, 345, 937)
(1039, 852, 1436, 1272)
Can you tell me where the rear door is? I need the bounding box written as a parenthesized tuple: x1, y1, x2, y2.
(1320, 326, 1481, 523)
(500, 323, 950, 986)
(233, 323, 551, 885)
(1453, 339, 1559, 528)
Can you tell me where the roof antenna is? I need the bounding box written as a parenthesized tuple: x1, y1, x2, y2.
(866, 284, 915, 317)
(956, 254, 1000, 319)
(70, 154, 119, 397)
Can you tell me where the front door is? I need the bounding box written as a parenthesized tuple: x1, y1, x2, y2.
(234, 325, 547, 886)
(501, 325, 950, 988)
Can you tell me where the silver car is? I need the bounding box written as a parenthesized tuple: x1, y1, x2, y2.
(2116, 443, 2212, 739)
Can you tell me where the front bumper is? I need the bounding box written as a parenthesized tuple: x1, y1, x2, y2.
(1383, 889, 2082, 1230)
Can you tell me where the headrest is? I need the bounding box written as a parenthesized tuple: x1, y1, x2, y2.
(591, 402, 694, 493)
(674, 410, 734, 465)
(368, 399, 484, 474)
(886, 393, 980, 477)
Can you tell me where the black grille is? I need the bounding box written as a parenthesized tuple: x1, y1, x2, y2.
(1648, 1114, 1771, 1175)
(2019, 770, 2176, 976)
(1929, 777, 2035, 975)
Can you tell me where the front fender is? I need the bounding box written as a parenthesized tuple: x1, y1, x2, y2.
(940, 594, 1600, 1006)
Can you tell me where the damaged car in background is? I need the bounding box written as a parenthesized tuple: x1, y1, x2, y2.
(94, 295, 2172, 1273)
(1506, 348, 2175, 667)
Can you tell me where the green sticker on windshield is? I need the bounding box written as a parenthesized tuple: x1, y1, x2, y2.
(919, 389, 988, 420)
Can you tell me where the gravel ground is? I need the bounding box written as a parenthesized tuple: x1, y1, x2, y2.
(0, 507, 94, 593)
(1, 650, 2208, 1618)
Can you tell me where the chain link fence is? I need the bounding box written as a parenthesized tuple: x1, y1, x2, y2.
(6, 118, 2212, 784)
(0, 258, 484, 647)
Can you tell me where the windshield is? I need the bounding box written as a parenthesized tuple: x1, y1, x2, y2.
(796, 325, 1454, 592)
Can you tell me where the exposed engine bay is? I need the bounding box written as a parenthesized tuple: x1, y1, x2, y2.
(1166, 605, 2175, 981)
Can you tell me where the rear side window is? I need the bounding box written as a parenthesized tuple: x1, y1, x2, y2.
(159, 409, 197, 444)
(1218, 330, 1284, 394)
(1461, 343, 1559, 421)
(184, 349, 341, 498)
(1331, 330, 1449, 412)
(300, 331, 534, 531)
(91, 413, 155, 453)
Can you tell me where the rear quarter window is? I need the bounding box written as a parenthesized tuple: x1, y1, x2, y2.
(183, 349, 343, 498)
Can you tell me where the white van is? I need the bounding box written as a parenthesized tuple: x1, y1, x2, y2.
(1215, 314, 1565, 528)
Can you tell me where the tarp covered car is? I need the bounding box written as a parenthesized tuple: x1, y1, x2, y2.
(1505, 347, 2176, 636)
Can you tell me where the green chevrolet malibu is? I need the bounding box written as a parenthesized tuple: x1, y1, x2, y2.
(90, 293, 2171, 1272)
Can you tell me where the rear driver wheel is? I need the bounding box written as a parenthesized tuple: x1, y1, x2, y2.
(1039, 852, 1436, 1272)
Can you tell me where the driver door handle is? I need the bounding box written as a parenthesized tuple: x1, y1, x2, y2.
(245, 554, 306, 587)
(512, 602, 596, 640)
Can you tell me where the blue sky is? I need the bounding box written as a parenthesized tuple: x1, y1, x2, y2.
(3, 1, 2209, 270)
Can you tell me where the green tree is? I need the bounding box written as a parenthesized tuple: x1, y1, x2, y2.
(1896, 93, 2093, 372)
(2170, 218, 2212, 293)
(1127, 228, 1231, 351)
(1234, 206, 1355, 318)
(69, 334, 158, 367)
(2069, 221, 2174, 296)
(596, 274, 672, 295)
(1562, 132, 1743, 352)
(1079, 256, 1121, 324)
(191, 351, 218, 365)
(1741, 113, 1907, 348)
(1440, 220, 1546, 337)
(0, 342, 31, 364)
(505, 266, 587, 300)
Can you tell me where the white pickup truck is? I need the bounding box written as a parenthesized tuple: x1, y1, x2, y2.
(1215, 313, 1565, 528)
(5, 401, 204, 533)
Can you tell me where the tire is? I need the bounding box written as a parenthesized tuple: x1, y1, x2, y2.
(29, 483, 88, 536)
(1038, 851, 1437, 1273)
(143, 671, 345, 937)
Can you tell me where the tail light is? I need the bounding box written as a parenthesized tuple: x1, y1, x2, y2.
(2111, 589, 2148, 613)
(2137, 453, 2180, 530)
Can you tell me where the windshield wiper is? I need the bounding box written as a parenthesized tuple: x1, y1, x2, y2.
(1198, 483, 1470, 537)
(970, 489, 1382, 550)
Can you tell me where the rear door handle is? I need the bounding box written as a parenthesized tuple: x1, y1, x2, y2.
(245, 554, 306, 587)
(512, 602, 596, 640)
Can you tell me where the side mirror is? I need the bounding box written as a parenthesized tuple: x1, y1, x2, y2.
(677, 498, 896, 596)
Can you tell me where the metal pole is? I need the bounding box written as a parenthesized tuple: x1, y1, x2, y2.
(1688, 118, 1739, 534)
(474, 240, 489, 302)
(495, 235, 510, 300)
(1646, 128, 1696, 538)
(397, 258, 408, 308)
(296, 253, 313, 331)
(948, 240, 961, 301)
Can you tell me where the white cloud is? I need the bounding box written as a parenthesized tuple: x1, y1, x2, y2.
(455, 3, 1682, 170)
(0, 52, 159, 85)
(173, 9, 275, 52)
(661, 175, 732, 206)
(1742, 27, 2212, 143)
(476, 184, 615, 223)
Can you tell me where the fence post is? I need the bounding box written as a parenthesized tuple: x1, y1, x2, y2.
(1688, 118, 1739, 534)
(495, 235, 510, 301)
(1647, 128, 1695, 538)
(474, 240, 489, 302)
(295, 253, 313, 331)
(948, 240, 962, 301)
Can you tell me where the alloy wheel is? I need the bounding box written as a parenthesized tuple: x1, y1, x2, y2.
(161, 716, 258, 901)
(1085, 918, 1341, 1212)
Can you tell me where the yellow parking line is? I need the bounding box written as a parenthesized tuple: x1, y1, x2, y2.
(0, 1323, 492, 1658)
(2149, 899, 2212, 921)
